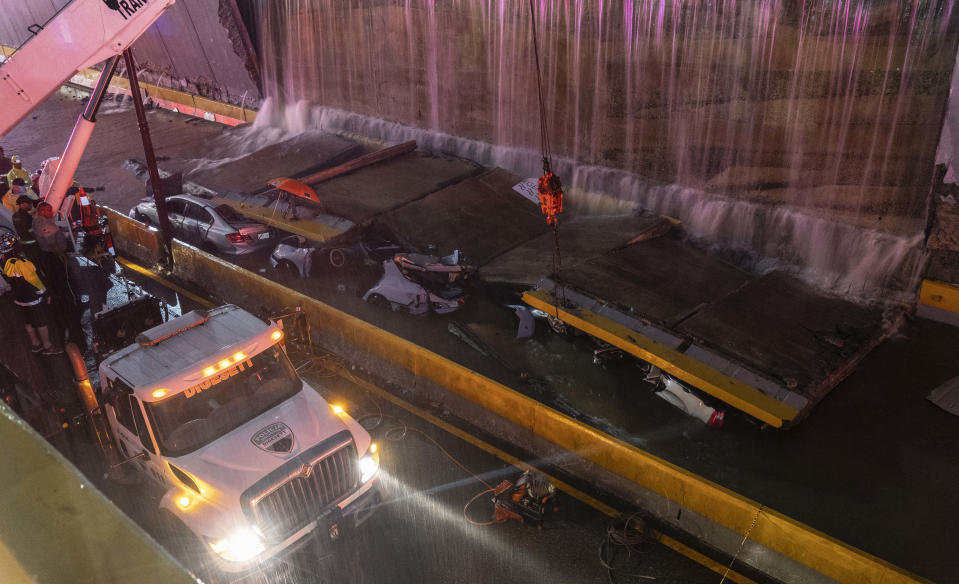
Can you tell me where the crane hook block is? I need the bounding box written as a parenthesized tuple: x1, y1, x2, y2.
(537, 172, 564, 226)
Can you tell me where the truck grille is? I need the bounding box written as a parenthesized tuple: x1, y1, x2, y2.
(245, 433, 359, 542)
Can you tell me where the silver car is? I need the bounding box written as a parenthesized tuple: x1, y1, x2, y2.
(129, 194, 273, 255)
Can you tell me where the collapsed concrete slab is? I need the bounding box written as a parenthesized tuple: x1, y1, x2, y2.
(482, 213, 673, 286)
(375, 167, 549, 264)
(214, 148, 483, 242)
(186, 131, 362, 194)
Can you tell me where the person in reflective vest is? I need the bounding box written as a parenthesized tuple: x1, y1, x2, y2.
(0, 232, 62, 355)
(6, 155, 32, 191)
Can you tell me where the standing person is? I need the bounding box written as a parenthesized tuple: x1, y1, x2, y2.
(34, 202, 85, 351)
(30, 171, 42, 198)
(12, 195, 40, 266)
(33, 202, 68, 258)
(6, 155, 32, 191)
(0, 232, 62, 355)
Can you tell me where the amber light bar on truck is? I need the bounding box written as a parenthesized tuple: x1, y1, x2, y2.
(201, 352, 247, 377)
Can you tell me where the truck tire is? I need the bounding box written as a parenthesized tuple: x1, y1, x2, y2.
(158, 511, 223, 584)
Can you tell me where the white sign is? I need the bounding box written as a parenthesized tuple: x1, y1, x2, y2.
(512, 178, 540, 206)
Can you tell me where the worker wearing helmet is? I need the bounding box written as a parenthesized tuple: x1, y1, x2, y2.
(7, 155, 32, 190)
(0, 232, 61, 355)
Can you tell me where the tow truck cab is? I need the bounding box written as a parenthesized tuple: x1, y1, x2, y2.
(98, 304, 380, 573)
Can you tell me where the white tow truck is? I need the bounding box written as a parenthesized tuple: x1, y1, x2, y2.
(97, 302, 381, 577)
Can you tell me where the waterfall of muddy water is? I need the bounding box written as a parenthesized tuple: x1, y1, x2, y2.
(251, 1, 959, 299)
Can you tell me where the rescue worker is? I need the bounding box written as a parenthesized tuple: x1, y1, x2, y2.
(0, 232, 62, 355)
(3, 178, 26, 213)
(6, 155, 32, 191)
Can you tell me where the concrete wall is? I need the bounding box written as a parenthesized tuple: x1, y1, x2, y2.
(0, 0, 261, 108)
(127, 0, 261, 108)
(252, 0, 959, 234)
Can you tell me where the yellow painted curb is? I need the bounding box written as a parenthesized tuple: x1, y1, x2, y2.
(523, 289, 798, 427)
(919, 280, 959, 315)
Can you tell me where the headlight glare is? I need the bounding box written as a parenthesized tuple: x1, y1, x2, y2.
(359, 450, 379, 483)
(208, 528, 265, 562)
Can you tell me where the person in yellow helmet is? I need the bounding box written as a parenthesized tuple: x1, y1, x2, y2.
(7, 155, 32, 190)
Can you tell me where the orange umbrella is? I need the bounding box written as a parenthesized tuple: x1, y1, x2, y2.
(268, 177, 319, 203)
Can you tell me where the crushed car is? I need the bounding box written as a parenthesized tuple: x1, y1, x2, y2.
(269, 232, 402, 278)
(364, 259, 466, 315)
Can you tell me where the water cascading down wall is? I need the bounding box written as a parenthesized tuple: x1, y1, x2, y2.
(253, 0, 959, 294)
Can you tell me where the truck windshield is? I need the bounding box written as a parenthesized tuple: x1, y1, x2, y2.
(144, 345, 301, 457)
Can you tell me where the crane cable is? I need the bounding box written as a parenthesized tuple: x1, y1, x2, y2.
(528, 0, 566, 316)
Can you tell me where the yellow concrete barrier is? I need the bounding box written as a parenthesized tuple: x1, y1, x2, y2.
(108, 208, 164, 266)
(919, 280, 959, 315)
(107, 212, 928, 584)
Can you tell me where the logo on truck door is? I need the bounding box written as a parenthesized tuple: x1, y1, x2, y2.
(103, 0, 148, 21)
(251, 422, 295, 454)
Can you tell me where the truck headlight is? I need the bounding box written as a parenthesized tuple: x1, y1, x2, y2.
(359, 445, 379, 483)
(208, 528, 265, 563)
